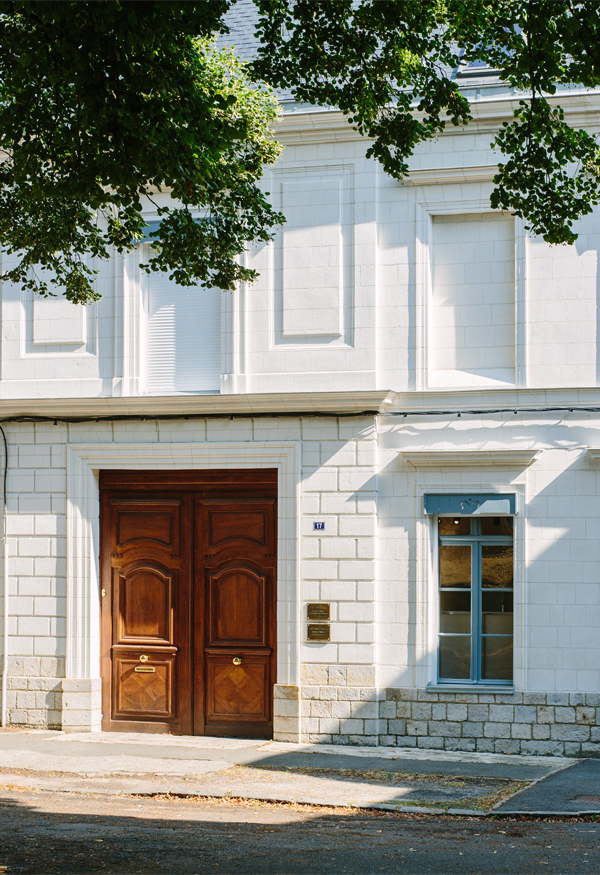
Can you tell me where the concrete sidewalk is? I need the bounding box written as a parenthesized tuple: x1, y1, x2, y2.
(0, 729, 589, 816)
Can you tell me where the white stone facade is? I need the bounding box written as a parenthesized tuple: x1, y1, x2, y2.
(1, 76, 600, 755)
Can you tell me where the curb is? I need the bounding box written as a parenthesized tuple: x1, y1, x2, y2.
(492, 810, 600, 817)
(3, 779, 599, 817)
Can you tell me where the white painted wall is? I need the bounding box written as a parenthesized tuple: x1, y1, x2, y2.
(0, 92, 599, 398)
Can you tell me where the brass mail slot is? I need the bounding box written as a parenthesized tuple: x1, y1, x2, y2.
(134, 665, 156, 673)
(307, 603, 330, 621)
(307, 623, 330, 642)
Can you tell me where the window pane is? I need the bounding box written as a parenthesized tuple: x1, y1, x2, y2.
(481, 546, 513, 588)
(480, 516, 513, 536)
(439, 545, 471, 588)
(482, 636, 513, 681)
(440, 590, 471, 633)
(482, 591, 513, 634)
(439, 517, 471, 536)
(439, 636, 471, 679)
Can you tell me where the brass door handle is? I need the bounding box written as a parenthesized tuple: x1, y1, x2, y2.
(232, 657, 242, 666)
(139, 654, 149, 663)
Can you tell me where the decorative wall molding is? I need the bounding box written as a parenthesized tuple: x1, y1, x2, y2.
(1, 390, 393, 419)
(403, 450, 540, 468)
(66, 442, 301, 698)
(385, 386, 600, 413)
(406, 165, 499, 186)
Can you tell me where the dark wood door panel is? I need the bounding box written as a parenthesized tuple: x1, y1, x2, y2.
(100, 469, 278, 496)
(208, 565, 268, 647)
(117, 509, 176, 550)
(196, 495, 277, 737)
(113, 649, 177, 723)
(205, 652, 271, 733)
(109, 499, 182, 561)
(208, 508, 269, 548)
(115, 564, 174, 645)
(198, 499, 277, 562)
(101, 490, 192, 735)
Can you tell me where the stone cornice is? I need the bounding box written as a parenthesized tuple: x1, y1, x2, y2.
(0, 390, 394, 420)
(405, 165, 499, 186)
(382, 387, 600, 414)
(403, 450, 540, 468)
(275, 89, 600, 146)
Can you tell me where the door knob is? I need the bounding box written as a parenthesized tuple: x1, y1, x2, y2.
(232, 657, 242, 666)
(139, 654, 149, 663)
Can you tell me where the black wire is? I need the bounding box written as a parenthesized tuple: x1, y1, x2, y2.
(0, 410, 381, 424)
(0, 425, 7, 507)
(385, 406, 600, 417)
(0, 405, 593, 426)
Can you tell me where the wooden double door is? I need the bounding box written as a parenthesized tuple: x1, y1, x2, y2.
(100, 470, 277, 737)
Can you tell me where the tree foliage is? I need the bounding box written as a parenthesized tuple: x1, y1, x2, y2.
(0, 1, 282, 303)
(2, 1, 600, 305)
(254, 0, 600, 245)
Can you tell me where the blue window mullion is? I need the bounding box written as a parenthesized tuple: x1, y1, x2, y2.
(472, 537, 482, 683)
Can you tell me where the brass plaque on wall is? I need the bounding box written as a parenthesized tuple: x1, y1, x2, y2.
(307, 603, 330, 621)
(307, 623, 330, 642)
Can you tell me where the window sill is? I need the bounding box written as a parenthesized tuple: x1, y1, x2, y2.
(427, 684, 514, 694)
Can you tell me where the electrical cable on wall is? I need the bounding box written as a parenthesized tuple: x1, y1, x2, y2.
(0, 404, 595, 427)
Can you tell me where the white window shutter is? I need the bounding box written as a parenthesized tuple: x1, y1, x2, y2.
(147, 272, 221, 394)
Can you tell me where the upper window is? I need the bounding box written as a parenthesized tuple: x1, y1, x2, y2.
(438, 515, 513, 685)
(145, 268, 221, 395)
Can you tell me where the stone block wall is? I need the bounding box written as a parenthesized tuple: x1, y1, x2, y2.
(296, 664, 381, 745)
(379, 688, 600, 757)
(4, 657, 64, 729)
(281, 672, 600, 755)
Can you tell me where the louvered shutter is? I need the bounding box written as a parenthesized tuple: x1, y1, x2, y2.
(146, 272, 221, 395)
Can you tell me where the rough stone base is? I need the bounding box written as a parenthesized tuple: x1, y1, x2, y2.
(379, 688, 600, 758)
(299, 664, 381, 745)
(4, 657, 64, 729)
(3, 659, 101, 732)
(296, 669, 600, 756)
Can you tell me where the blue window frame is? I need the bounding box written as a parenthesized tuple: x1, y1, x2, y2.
(438, 515, 513, 685)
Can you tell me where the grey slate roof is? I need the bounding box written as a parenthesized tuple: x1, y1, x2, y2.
(218, 0, 508, 106)
(218, 0, 296, 103)
(220, 0, 260, 64)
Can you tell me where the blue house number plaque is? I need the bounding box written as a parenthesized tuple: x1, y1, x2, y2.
(313, 522, 325, 531)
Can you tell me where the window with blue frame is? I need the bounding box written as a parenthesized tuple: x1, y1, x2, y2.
(438, 515, 513, 684)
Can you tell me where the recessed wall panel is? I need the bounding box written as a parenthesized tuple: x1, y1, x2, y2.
(32, 293, 86, 345)
(274, 167, 354, 342)
(430, 212, 515, 387)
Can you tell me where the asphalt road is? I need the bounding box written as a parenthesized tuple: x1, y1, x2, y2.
(0, 789, 599, 874)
